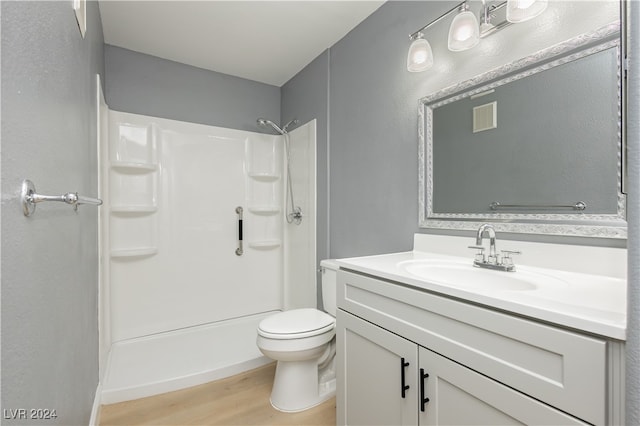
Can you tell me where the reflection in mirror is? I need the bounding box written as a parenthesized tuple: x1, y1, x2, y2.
(418, 23, 626, 238)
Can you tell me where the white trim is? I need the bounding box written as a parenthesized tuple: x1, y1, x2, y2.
(73, 0, 86, 38)
(96, 74, 111, 382)
(88, 382, 102, 426)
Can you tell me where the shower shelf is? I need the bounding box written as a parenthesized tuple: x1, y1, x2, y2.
(111, 247, 158, 258)
(111, 161, 157, 173)
(111, 206, 158, 214)
(248, 206, 280, 215)
(248, 173, 279, 182)
(248, 240, 281, 249)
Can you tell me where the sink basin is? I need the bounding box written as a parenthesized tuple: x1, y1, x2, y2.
(398, 260, 567, 292)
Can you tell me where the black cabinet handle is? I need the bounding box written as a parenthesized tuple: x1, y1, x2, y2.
(400, 357, 410, 398)
(420, 368, 430, 412)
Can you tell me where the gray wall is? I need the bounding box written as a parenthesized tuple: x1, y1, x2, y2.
(328, 2, 440, 257)
(626, 0, 640, 422)
(104, 45, 281, 132)
(1, 1, 104, 425)
(280, 1, 625, 259)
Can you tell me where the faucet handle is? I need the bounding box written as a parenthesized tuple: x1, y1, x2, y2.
(500, 250, 521, 268)
(468, 245, 486, 263)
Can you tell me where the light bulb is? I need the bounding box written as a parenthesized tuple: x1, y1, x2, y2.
(407, 35, 433, 72)
(448, 9, 480, 52)
(506, 0, 548, 23)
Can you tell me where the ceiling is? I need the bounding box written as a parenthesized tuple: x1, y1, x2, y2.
(99, 1, 386, 87)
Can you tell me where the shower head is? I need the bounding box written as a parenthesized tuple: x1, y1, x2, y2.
(282, 119, 300, 133)
(257, 118, 286, 135)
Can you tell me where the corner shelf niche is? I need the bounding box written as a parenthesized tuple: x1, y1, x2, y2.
(248, 173, 279, 182)
(248, 206, 280, 215)
(110, 247, 158, 259)
(106, 120, 160, 264)
(111, 161, 157, 173)
(245, 138, 283, 252)
(248, 240, 281, 250)
(111, 206, 158, 215)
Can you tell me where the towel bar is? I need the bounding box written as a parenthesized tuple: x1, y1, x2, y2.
(489, 201, 586, 211)
(21, 179, 102, 217)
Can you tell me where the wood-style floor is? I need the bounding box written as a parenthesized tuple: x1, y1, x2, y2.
(99, 363, 336, 426)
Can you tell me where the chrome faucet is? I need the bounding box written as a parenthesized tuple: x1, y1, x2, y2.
(468, 224, 520, 272)
(476, 223, 497, 260)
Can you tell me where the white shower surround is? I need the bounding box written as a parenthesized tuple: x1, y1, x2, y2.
(98, 111, 317, 403)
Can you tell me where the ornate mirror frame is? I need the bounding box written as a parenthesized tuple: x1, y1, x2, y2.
(418, 23, 626, 239)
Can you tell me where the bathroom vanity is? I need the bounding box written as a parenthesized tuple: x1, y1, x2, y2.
(335, 17, 628, 426)
(335, 235, 626, 425)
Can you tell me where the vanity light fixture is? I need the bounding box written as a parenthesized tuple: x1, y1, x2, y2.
(506, 0, 548, 23)
(407, 32, 434, 72)
(448, 3, 480, 52)
(407, 0, 547, 72)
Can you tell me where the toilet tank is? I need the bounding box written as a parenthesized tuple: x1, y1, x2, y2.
(320, 259, 339, 316)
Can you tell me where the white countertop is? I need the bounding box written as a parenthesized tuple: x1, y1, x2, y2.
(335, 249, 626, 340)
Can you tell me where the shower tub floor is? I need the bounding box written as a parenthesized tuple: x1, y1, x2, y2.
(101, 311, 276, 404)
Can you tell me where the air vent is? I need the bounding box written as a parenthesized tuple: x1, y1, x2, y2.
(473, 101, 497, 133)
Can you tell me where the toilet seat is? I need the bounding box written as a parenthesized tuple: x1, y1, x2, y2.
(258, 308, 335, 340)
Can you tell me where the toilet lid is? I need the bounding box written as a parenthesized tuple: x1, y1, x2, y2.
(258, 308, 335, 339)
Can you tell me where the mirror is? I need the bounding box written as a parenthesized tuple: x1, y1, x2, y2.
(418, 23, 626, 239)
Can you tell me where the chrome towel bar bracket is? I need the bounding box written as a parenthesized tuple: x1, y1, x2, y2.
(21, 179, 103, 217)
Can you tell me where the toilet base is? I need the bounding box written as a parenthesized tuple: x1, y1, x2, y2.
(269, 357, 336, 413)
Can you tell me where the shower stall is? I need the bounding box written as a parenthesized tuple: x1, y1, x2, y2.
(98, 109, 316, 403)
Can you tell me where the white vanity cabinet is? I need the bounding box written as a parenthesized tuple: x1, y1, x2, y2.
(336, 269, 625, 426)
(338, 309, 418, 425)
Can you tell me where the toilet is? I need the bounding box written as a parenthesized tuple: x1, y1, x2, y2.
(256, 259, 338, 412)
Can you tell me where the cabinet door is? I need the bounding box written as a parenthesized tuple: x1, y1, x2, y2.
(337, 310, 418, 426)
(418, 347, 588, 425)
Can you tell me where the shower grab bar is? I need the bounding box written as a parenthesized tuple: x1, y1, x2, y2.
(235, 206, 243, 256)
(21, 179, 103, 217)
(489, 201, 586, 211)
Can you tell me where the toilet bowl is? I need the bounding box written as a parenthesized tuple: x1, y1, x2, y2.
(256, 259, 338, 412)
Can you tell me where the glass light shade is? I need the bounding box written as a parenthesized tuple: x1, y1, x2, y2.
(407, 36, 433, 72)
(506, 0, 548, 23)
(447, 10, 480, 52)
